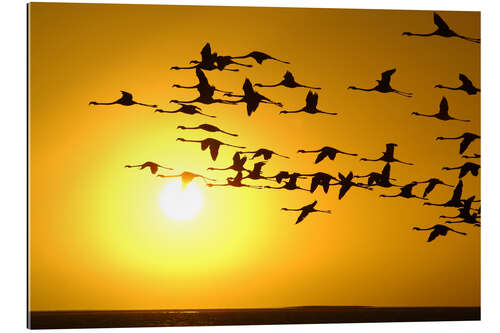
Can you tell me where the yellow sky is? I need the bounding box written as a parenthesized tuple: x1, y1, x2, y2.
(28, 3, 480, 311)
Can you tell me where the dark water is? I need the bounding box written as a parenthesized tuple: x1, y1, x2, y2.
(29, 306, 480, 329)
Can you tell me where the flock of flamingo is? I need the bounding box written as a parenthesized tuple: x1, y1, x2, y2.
(89, 12, 481, 243)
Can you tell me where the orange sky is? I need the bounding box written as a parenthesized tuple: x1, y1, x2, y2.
(29, 3, 480, 311)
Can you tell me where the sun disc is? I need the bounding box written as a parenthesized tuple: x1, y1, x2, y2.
(159, 180, 203, 221)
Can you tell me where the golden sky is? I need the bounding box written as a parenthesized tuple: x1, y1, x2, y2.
(29, 3, 480, 311)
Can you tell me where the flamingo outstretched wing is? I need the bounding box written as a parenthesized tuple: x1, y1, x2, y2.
(380, 69, 396, 86)
(120, 90, 133, 100)
(433, 13, 451, 31)
(427, 228, 440, 242)
(195, 68, 210, 86)
(283, 71, 295, 82)
(458, 74, 473, 87)
(439, 97, 449, 115)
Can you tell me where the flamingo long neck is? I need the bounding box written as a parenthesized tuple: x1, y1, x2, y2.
(352, 86, 376, 91)
(93, 101, 117, 105)
(259, 82, 281, 87)
(406, 31, 436, 37)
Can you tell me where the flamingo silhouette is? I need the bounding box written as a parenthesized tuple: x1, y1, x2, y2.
(445, 213, 480, 227)
(238, 148, 289, 160)
(424, 180, 464, 208)
(155, 104, 215, 118)
(402, 12, 480, 43)
(435, 74, 480, 95)
(416, 178, 453, 198)
(412, 97, 470, 122)
(440, 196, 479, 220)
(281, 200, 331, 224)
(280, 91, 337, 116)
(413, 224, 467, 242)
(230, 51, 290, 65)
(243, 162, 273, 181)
(254, 71, 321, 89)
(380, 182, 427, 200)
(347, 69, 413, 97)
(157, 171, 215, 189)
(215, 55, 252, 71)
(170, 43, 238, 71)
(442, 162, 480, 178)
(331, 172, 372, 200)
(267, 171, 307, 184)
(207, 171, 263, 189)
(300, 172, 339, 194)
(297, 146, 357, 164)
(172, 68, 232, 94)
(264, 173, 308, 191)
(360, 143, 413, 165)
(355, 163, 398, 187)
(177, 123, 238, 136)
(436, 132, 480, 154)
(89, 91, 157, 108)
(224, 79, 282, 116)
(170, 83, 238, 105)
(176, 138, 246, 161)
(124, 162, 173, 175)
(207, 152, 247, 172)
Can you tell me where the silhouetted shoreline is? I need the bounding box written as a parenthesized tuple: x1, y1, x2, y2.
(29, 306, 480, 329)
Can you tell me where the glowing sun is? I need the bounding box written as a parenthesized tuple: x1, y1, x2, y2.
(159, 180, 203, 221)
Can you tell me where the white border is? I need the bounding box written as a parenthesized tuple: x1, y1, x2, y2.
(2, 0, 498, 332)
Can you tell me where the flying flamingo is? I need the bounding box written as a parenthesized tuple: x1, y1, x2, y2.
(380, 182, 427, 200)
(157, 171, 215, 189)
(331, 172, 372, 200)
(266, 171, 307, 184)
(243, 162, 273, 181)
(230, 51, 290, 65)
(264, 173, 308, 191)
(177, 123, 238, 136)
(155, 104, 215, 118)
(442, 162, 480, 178)
(89, 91, 157, 108)
(254, 71, 321, 89)
(279, 91, 337, 116)
(413, 224, 467, 242)
(224, 79, 282, 116)
(207, 171, 263, 189)
(360, 143, 413, 165)
(281, 200, 331, 224)
(300, 172, 339, 194)
(124, 162, 173, 175)
(436, 132, 480, 154)
(172, 68, 232, 94)
(297, 146, 357, 164)
(207, 152, 247, 172)
(215, 55, 252, 71)
(445, 213, 480, 227)
(354, 163, 398, 187)
(416, 178, 453, 198)
(280, 91, 337, 116)
(238, 148, 289, 160)
(170, 83, 238, 105)
(402, 12, 480, 43)
(177, 138, 245, 161)
(439, 196, 479, 220)
(424, 180, 464, 208)
(412, 97, 470, 122)
(170, 43, 238, 71)
(347, 69, 413, 97)
(435, 74, 480, 95)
